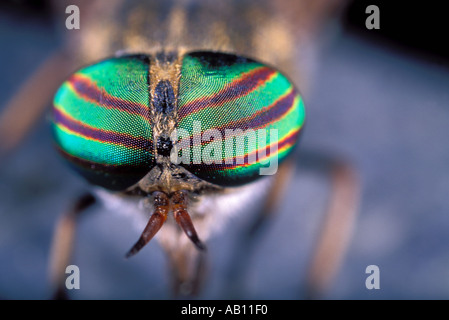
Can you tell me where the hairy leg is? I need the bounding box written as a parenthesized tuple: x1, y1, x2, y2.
(163, 243, 207, 298)
(48, 192, 96, 299)
(223, 150, 359, 299)
(0, 50, 74, 159)
(302, 154, 359, 299)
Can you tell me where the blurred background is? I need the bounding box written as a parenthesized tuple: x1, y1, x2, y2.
(0, 0, 448, 299)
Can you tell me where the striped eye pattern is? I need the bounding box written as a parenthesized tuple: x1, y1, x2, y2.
(52, 55, 154, 190)
(52, 52, 305, 190)
(176, 52, 305, 186)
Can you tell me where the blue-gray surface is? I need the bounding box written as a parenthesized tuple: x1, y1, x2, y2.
(0, 11, 448, 299)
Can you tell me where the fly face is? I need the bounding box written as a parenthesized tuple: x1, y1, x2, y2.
(52, 50, 305, 289)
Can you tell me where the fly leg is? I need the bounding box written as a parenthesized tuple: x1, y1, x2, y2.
(224, 151, 360, 299)
(0, 50, 74, 159)
(164, 243, 207, 298)
(48, 192, 96, 300)
(301, 152, 360, 299)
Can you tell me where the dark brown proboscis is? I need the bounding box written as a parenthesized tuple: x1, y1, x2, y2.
(125, 191, 169, 258)
(126, 190, 205, 258)
(172, 190, 206, 251)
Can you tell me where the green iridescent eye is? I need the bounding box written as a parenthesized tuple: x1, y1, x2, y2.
(52, 51, 305, 191)
(176, 51, 305, 186)
(52, 55, 155, 190)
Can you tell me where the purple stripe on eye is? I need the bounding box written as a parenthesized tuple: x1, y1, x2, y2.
(53, 107, 152, 151)
(178, 67, 276, 119)
(186, 88, 298, 148)
(180, 127, 301, 171)
(217, 88, 297, 131)
(68, 74, 152, 121)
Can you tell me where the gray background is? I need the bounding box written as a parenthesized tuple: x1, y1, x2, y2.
(0, 5, 448, 299)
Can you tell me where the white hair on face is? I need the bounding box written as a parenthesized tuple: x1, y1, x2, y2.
(93, 175, 274, 248)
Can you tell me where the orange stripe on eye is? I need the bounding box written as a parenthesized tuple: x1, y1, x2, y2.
(178, 66, 277, 119)
(216, 87, 296, 131)
(53, 106, 152, 151)
(219, 126, 301, 170)
(186, 93, 301, 150)
(66, 74, 152, 122)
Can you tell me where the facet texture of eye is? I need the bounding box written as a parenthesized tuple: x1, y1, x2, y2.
(52, 56, 154, 190)
(176, 51, 305, 186)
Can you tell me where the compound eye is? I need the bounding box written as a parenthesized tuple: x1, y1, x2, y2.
(52, 55, 155, 190)
(176, 51, 305, 187)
